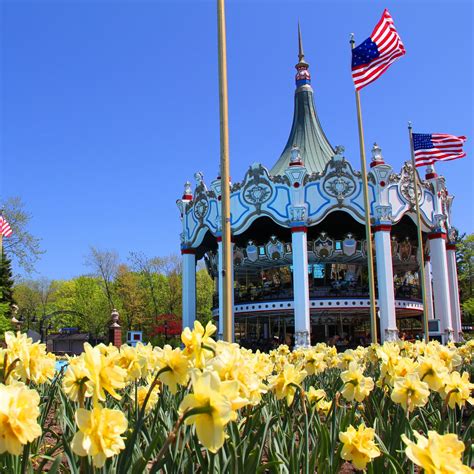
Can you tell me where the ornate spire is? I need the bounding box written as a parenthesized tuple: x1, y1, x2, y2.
(270, 24, 333, 176)
(295, 22, 311, 87)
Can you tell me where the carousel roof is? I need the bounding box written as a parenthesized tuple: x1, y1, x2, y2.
(270, 25, 334, 176)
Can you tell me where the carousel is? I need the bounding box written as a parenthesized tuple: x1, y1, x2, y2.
(177, 39, 462, 347)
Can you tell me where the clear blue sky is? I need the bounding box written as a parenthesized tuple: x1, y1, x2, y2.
(2, 0, 473, 280)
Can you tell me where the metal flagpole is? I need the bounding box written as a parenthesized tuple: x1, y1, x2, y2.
(217, 0, 233, 342)
(407, 122, 430, 342)
(350, 34, 378, 344)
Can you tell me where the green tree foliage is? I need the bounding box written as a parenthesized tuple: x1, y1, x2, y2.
(1, 197, 43, 273)
(114, 264, 148, 333)
(10, 252, 215, 342)
(54, 276, 111, 340)
(196, 268, 214, 324)
(456, 233, 474, 301)
(0, 251, 15, 313)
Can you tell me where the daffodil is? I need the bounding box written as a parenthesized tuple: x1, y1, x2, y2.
(63, 356, 93, 402)
(181, 321, 217, 368)
(441, 371, 474, 409)
(316, 399, 333, 417)
(417, 356, 449, 392)
(82, 343, 127, 403)
(72, 405, 128, 468)
(402, 431, 473, 474)
(391, 373, 430, 413)
(339, 424, 380, 470)
(306, 387, 326, 404)
(117, 344, 147, 381)
(341, 362, 374, 402)
(0, 382, 42, 455)
(4, 331, 55, 384)
(155, 344, 190, 393)
(268, 363, 307, 406)
(133, 384, 160, 413)
(179, 370, 235, 453)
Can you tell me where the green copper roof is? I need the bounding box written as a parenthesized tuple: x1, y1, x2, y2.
(270, 32, 334, 176)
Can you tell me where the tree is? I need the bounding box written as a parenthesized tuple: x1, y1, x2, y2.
(85, 247, 119, 309)
(153, 255, 182, 316)
(114, 265, 148, 332)
(54, 276, 110, 340)
(196, 268, 214, 324)
(1, 197, 44, 273)
(0, 251, 15, 315)
(456, 233, 474, 301)
(129, 251, 160, 317)
(13, 278, 59, 331)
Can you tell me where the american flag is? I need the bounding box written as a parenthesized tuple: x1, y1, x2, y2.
(0, 215, 13, 237)
(412, 133, 467, 167)
(352, 9, 406, 91)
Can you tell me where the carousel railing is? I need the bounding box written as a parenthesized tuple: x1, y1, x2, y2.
(212, 283, 422, 307)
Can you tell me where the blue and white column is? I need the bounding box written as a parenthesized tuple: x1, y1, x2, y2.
(373, 223, 398, 342)
(424, 256, 435, 320)
(217, 236, 234, 340)
(429, 232, 453, 342)
(446, 241, 462, 341)
(181, 248, 196, 330)
(291, 226, 311, 347)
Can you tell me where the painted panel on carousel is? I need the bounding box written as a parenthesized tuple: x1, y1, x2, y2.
(266, 236, 285, 260)
(246, 241, 259, 263)
(313, 232, 334, 259)
(342, 233, 358, 256)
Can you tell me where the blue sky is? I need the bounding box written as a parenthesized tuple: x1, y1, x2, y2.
(2, 0, 473, 279)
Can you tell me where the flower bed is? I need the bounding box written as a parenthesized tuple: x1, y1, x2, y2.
(0, 324, 473, 473)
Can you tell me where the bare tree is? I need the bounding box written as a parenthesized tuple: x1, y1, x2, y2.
(1, 197, 44, 273)
(85, 247, 119, 309)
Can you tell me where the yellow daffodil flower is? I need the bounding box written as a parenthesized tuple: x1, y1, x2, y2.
(0, 382, 42, 455)
(339, 424, 380, 470)
(306, 386, 327, 404)
(341, 362, 374, 403)
(179, 370, 235, 453)
(72, 405, 128, 468)
(268, 363, 307, 406)
(155, 344, 190, 393)
(181, 321, 217, 368)
(441, 371, 474, 409)
(391, 373, 430, 413)
(82, 343, 127, 403)
(133, 384, 160, 413)
(401, 431, 473, 474)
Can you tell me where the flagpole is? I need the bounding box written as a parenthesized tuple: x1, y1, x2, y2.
(407, 122, 430, 343)
(217, 0, 233, 342)
(350, 34, 378, 344)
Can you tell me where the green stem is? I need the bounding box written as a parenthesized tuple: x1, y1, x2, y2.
(20, 443, 30, 474)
